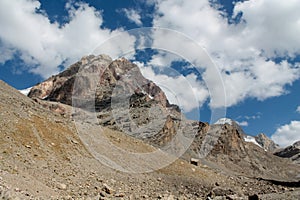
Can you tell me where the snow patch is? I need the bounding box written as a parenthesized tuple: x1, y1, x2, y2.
(244, 135, 263, 149)
(214, 118, 233, 125)
(148, 94, 154, 99)
(19, 87, 32, 96)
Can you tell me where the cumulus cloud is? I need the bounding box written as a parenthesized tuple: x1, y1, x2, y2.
(296, 106, 300, 113)
(0, 0, 135, 78)
(151, 0, 300, 108)
(1, 0, 300, 112)
(122, 8, 142, 26)
(237, 121, 248, 127)
(271, 121, 300, 147)
(0, 42, 15, 64)
(233, 0, 300, 58)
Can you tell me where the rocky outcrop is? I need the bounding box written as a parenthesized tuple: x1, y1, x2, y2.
(28, 55, 181, 145)
(274, 141, 300, 164)
(187, 123, 300, 181)
(255, 133, 280, 152)
(28, 54, 113, 104)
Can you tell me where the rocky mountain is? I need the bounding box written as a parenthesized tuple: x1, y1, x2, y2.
(255, 133, 280, 152)
(28, 55, 182, 146)
(27, 54, 300, 182)
(274, 141, 300, 164)
(187, 123, 300, 181)
(216, 119, 280, 152)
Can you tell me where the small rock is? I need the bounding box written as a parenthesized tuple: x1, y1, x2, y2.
(71, 140, 79, 144)
(248, 194, 259, 200)
(115, 193, 125, 197)
(99, 191, 106, 197)
(190, 158, 199, 166)
(226, 194, 237, 200)
(25, 145, 31, 149)
(165, 194, 174, 200)
(65, 195, 72, 200)
(57, 183, 67, 190)
(103, 183, 114, 194)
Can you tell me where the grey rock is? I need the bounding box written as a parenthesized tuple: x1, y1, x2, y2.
(255, 133, 280, 152)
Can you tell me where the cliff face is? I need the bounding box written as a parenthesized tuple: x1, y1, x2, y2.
(255, 133, 280, 152)
(29, 55, 172, 109)
(187, 123, 300, 180)
(28, 55, 182, 145)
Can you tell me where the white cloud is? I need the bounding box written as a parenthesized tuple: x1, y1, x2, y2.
(0, 0, 136, 78)
(147, 52, 180, 68)
(271, 121, 300, 147)
(151, 0, 300, 108)
(1, 0, 300, 113)
(296, 106, 300, 113)
(245, 113, 263, 120)
(122, 8, 142, 26)
(233, 0, 300, 58)
(236, 121, 248, 127)
(0, 43, 15, 64)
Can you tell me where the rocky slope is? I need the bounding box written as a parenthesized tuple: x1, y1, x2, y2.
(27, 55, 300, 183)
(274, 141, 300, 164)
(4, 80, 300, 199)
(187, 123, 300, 181)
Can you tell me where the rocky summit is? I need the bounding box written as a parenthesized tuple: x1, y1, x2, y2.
(255, 133, 280, 152)
(1, 54, 300, 199)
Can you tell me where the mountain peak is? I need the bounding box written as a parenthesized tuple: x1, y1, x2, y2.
(214, 118, 233, 125)
(255, 133, 280, 152)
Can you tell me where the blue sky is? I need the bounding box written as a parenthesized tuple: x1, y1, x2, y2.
(1, 0, 300, 147)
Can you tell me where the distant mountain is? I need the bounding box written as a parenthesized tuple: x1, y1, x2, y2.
(255, 133, 280, 152)
(187, 122, 299, 180)
(274, 141, 300, 164)
(215, 119, 280, 152)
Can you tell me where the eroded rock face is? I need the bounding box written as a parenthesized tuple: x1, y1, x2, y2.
(255, 133, 280, 152)
(28, 55, 181, 146)
(187, 123, 300, 180)
(28, 55, 113, 104)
